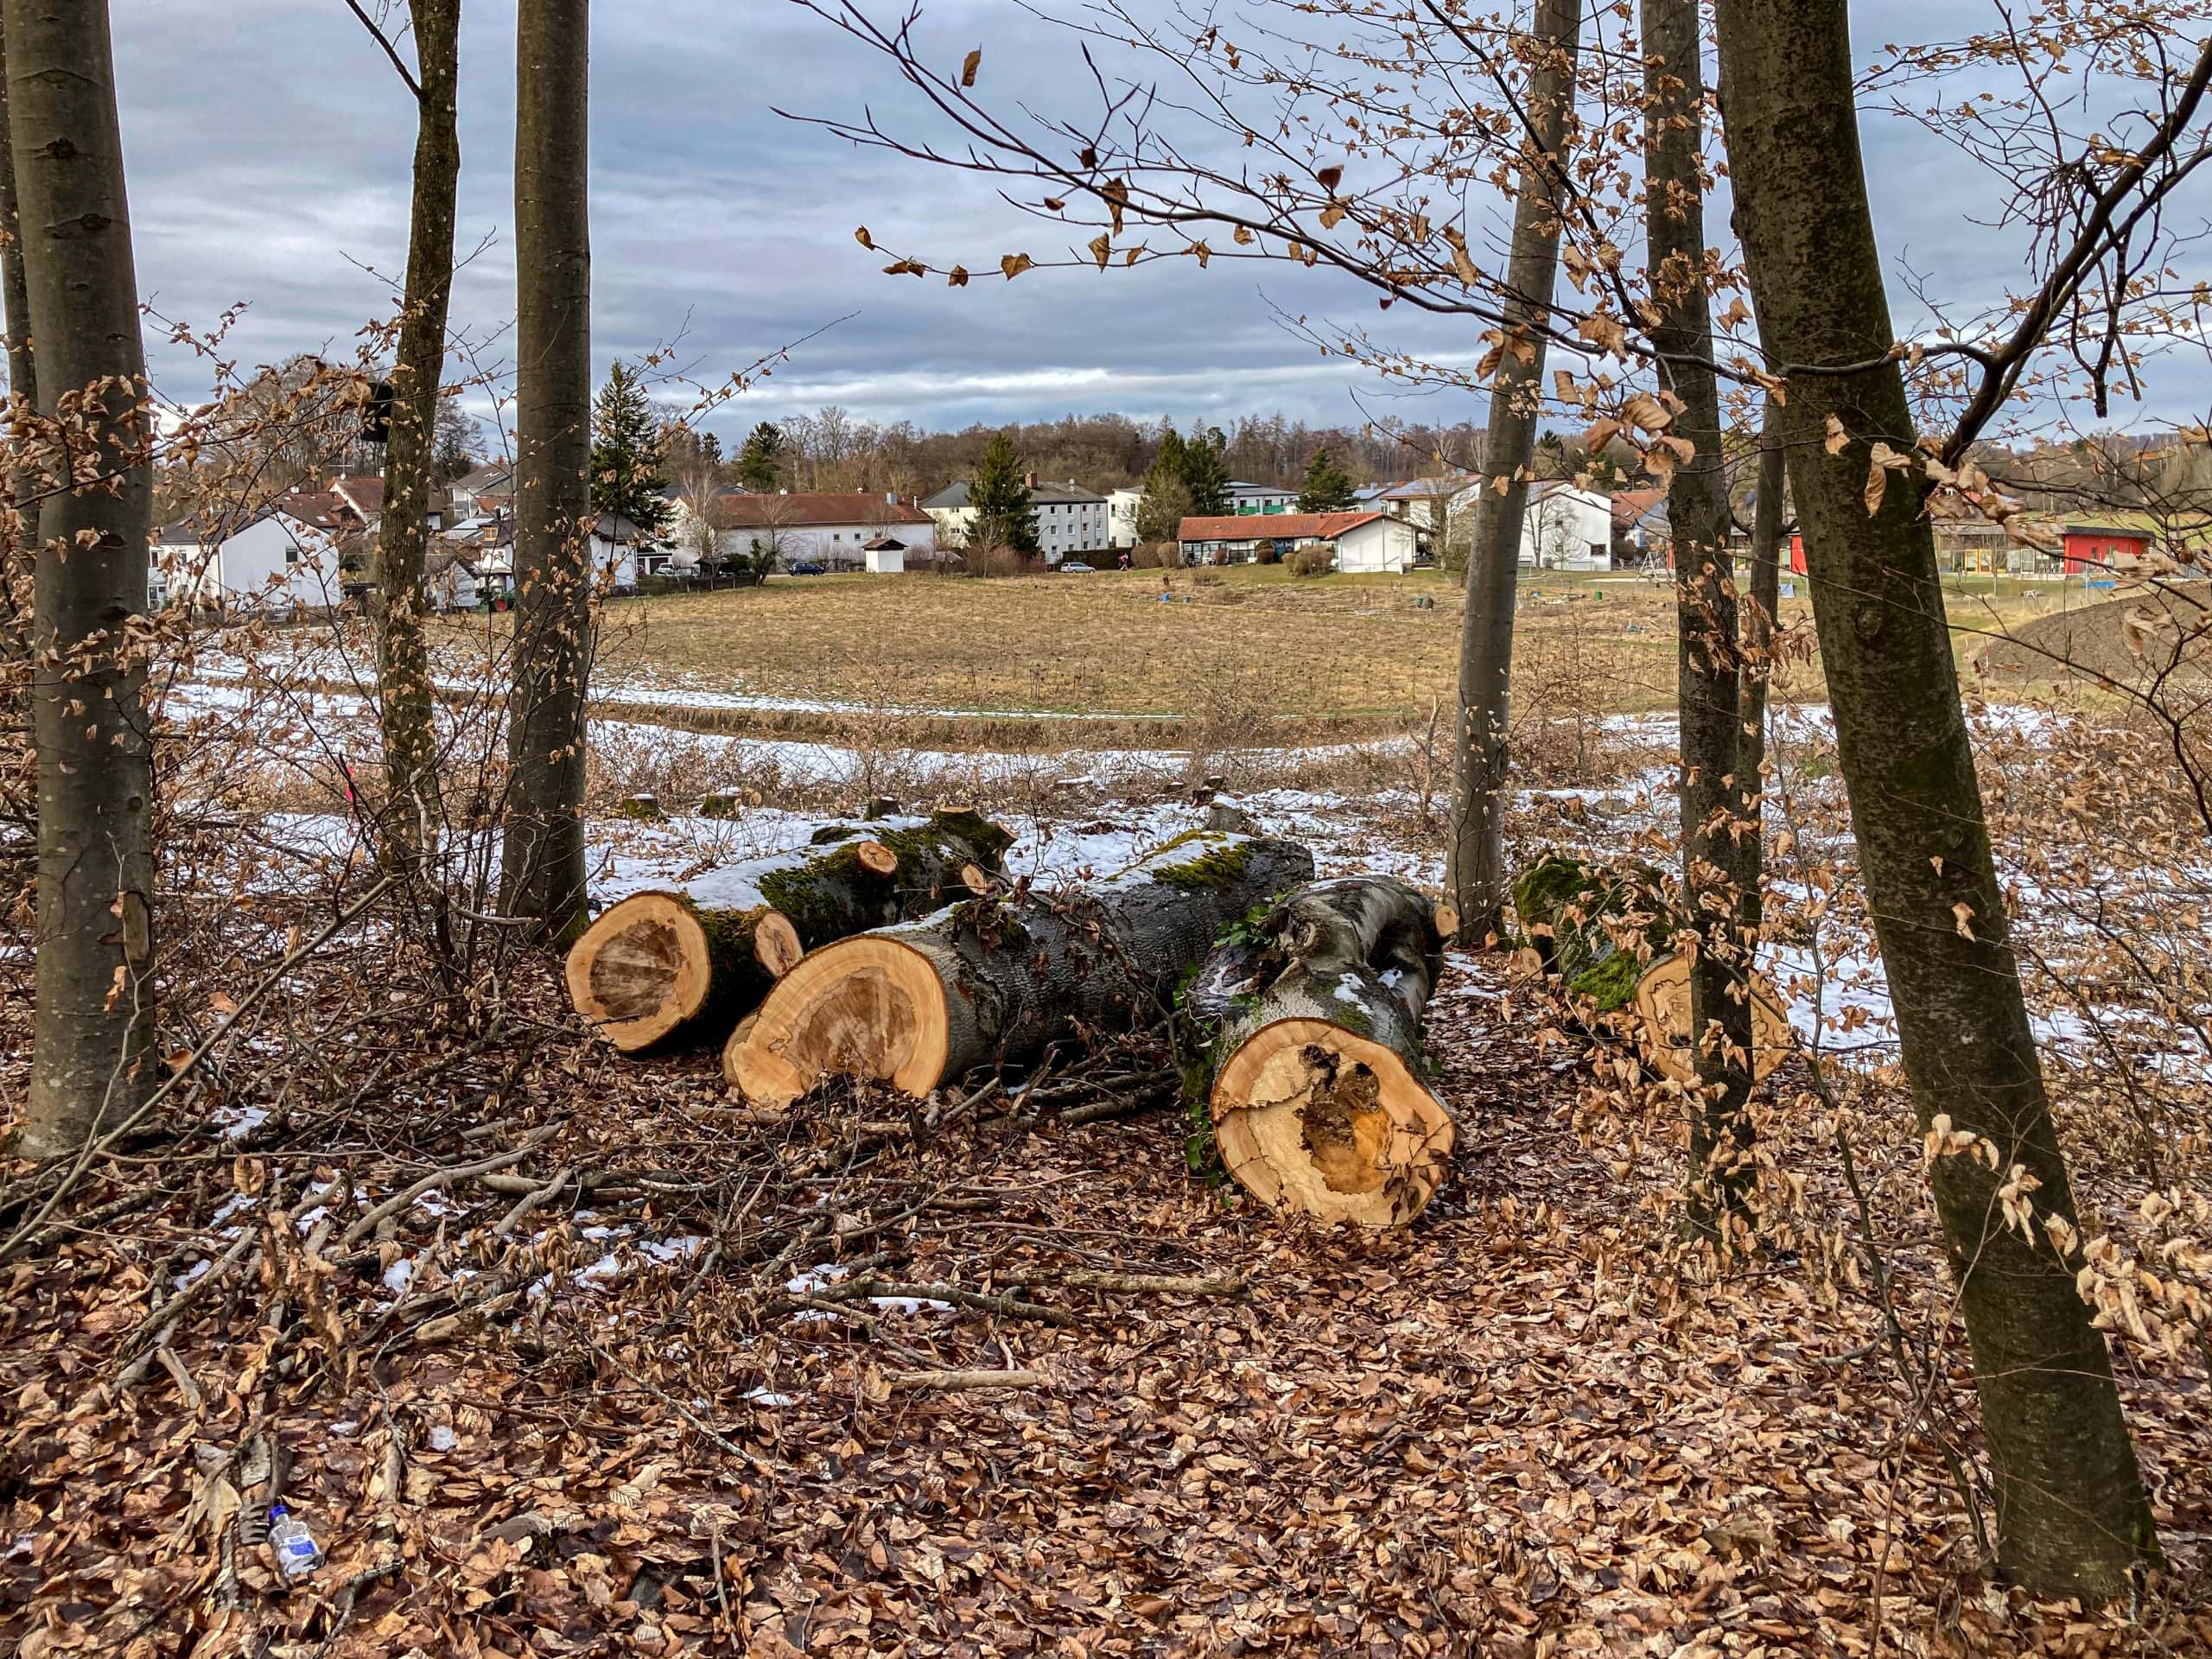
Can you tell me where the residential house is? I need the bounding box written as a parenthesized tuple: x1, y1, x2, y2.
(448, 511, 515, 599)
(1609, 488, 1669, 566)
(1380, 477, 1474, 538)
(590, 513, 655, 589)
(1224, 480, 1299, 516)
(715, 491, 936, 569)
(424, 546, 480, 611)
(449, 461, 512, 518)
(1177, 510, 1417, 573)
(155, 491, 367, 613)
(1106, 486, 1145, 549)
(922, 477, 1103, 564)
(2057, 519, 2153, 576)
(1519, 482, 1614, 570)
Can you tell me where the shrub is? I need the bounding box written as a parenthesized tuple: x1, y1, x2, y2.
(1131, 541, 1185, 569)
(951, 543, 1047, 579)
(1254, 543, 1281, 565)
(1286, 544, 1336, 577)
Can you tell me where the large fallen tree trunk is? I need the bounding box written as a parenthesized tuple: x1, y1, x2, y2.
(1511, 852, 1791, 1084)
(726, 831, 1316, 1104)
(1187, 877, 1457, 1226)
(565, 809, 1012, 1052)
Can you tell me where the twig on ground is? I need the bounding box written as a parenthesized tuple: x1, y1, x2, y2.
(341, 1130, 556, 1246)
(888, 1368, 1046, 1389)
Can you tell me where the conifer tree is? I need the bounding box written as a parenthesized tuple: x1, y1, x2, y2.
(967, 429, 1038, 551)
(1180, 427, 1230, 515)
(588, 360, 671, 538)
(1295, 448, 1357, 512)
(735, 420, 783, 492)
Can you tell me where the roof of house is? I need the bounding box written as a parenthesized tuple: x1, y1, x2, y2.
(1381, 476, 1473, 501)
(329, 474, 385, 516)
(425, 546, 478, 577)
(1224, 480, 1294, 497)
(1177, 511, 1388, 543)
(454, 462, 511, 493)
(594, 512, 657, 543)
(1610, 487, 1668, 531)
(715, 492, 931, 528)
(272, 491, 359, 532)
(922, 480, 1102, 509)
(861, 535, 907, 550)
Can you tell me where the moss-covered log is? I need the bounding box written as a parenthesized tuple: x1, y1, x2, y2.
(725, 830, 1316, 1104)
(1187, 876, 1455, 1226)
(565, 809, 1013, 1052)
(1511, 851, 1790, 1084)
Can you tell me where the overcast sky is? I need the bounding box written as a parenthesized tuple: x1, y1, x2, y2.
(111, 0, 2207, 448)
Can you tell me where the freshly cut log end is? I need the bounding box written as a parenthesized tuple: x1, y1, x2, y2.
(855, 839, 899, 876)
(752, 911, 804, 977)
(1213, 1019, 1455, 1226)
(1433, 901, 1462, 940)
(1631, 952, 1793, 1084)
(565, 892, 715, 1052)
(724, 935, 951, 1104)
(958, 861, 995, 895)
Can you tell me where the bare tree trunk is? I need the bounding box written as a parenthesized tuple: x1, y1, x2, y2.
(0, 12, 31, 416)
(1446, 0, 1584, 941)
(1713, 0, 2155, 1598)
(500, 0, 593, 937)
(374, 0, 461, 858)
(6, 0, 156, 1156)
(1642, 0, 1753, 1224)
(1738, 394, 1784, 935)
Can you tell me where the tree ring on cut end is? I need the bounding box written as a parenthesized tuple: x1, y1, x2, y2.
(724, 936, 950, 1105)
(1212, 1017, 1454, 1226)
(564, 892, 710, 1052)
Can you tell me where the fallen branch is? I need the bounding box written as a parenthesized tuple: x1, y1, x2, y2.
(341, 1131, 556, 1247)
(888, 1368, 1046, 1390)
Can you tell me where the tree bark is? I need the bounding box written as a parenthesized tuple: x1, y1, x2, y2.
(1713, 0, 2155, 1597)
(1188, 876, 1455, 1225)
(0, 11, 32, 416)
(373, 0, 461, 857)
(1642, 0, 1754, 1221)
(500, 0, 593, 937)
(7, 0, 156, 1157)
(1446, 0, 1584, 941)
(727, 832, 1316, 1104)
(1738, 394, 1785, 935)
(565, 810, 1013, 1052)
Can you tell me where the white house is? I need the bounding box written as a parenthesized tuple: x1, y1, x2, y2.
(1224, 480, 1299, 516)
(1106, 486, 1145, 549)
(589, 512, 652, 590)
(1379, 476, 1476, 537)
(448, 462, 512, 518)
(922, 477, 1104, 564)
(156, 493, 363, 613)
(1519, 482, 1615, 570)
(1176, 510, 1415, 572)
(716, 492, 936, 569)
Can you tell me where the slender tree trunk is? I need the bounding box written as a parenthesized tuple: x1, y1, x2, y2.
(1713, 0, 2155, 1598)
(1738, 394, 1784, 935)
(7, 0, 156, 1156)
(0, 13, 32, 416)
(374, 0, 461, 858)
(1446, 0, 1584, 941)
(500, 0, 593, 937)
(1641, 0, 1753, 1222)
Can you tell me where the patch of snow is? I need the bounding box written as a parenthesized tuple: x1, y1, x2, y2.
(743, 1386, 796, 1407)
(428, 1424, 457, 1452)
(381, 1257, 416, 1296)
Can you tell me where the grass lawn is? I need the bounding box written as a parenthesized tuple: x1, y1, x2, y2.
(469, 561, 2074, 723)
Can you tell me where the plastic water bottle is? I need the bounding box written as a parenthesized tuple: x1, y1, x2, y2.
(267, 1504, 323, 1582)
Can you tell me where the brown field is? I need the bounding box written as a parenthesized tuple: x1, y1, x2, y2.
(459, 563, 2081, 728)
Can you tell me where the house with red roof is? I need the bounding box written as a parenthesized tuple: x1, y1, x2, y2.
(1177, 510, 1417, 572)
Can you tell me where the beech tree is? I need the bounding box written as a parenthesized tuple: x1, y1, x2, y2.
(501, 0, 594, 937)
(7, 0, 156, 1155)
(348, 0, 463, 857)
(1712, 0, 2169, 1597)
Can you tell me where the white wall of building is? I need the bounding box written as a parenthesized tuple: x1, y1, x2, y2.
(864, 543, 906, 574)
(1519, 487, 1614, 570)
(164, 514, 348, 612)
(1106, 487, 1143, 549)
(738, 518, 937, 567)
(1333, 516, 1418, 574)
(1033, 496, 1107, 563)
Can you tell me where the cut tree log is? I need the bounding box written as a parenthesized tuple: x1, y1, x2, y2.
(1187, 876, 1455, 1226)
(726, 831, 1316, 1103)
(1511, 852, 1791, 1084)
(565, 809, 1013, 1053)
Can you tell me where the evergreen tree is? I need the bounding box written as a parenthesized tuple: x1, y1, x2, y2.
(735, 420, 782, 491)
(589, 360, 671, 538)
(1180, 427, 1230, 516)
(1296, 448, 1358, 512)
(968, 429, 1038, 551)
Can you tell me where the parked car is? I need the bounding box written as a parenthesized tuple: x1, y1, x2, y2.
(1058, 561, 1096, 573)
(786, 561, 827, 575)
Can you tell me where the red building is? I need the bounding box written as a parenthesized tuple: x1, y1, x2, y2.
(1786, 533, 1808, 575)
(2060, 523, 2152, 575)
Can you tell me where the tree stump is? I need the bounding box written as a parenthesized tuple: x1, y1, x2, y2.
(1188, 876, 1455, 1225)
(565, 809, 1013, 1052)
(726, 831, 1316, 1103)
